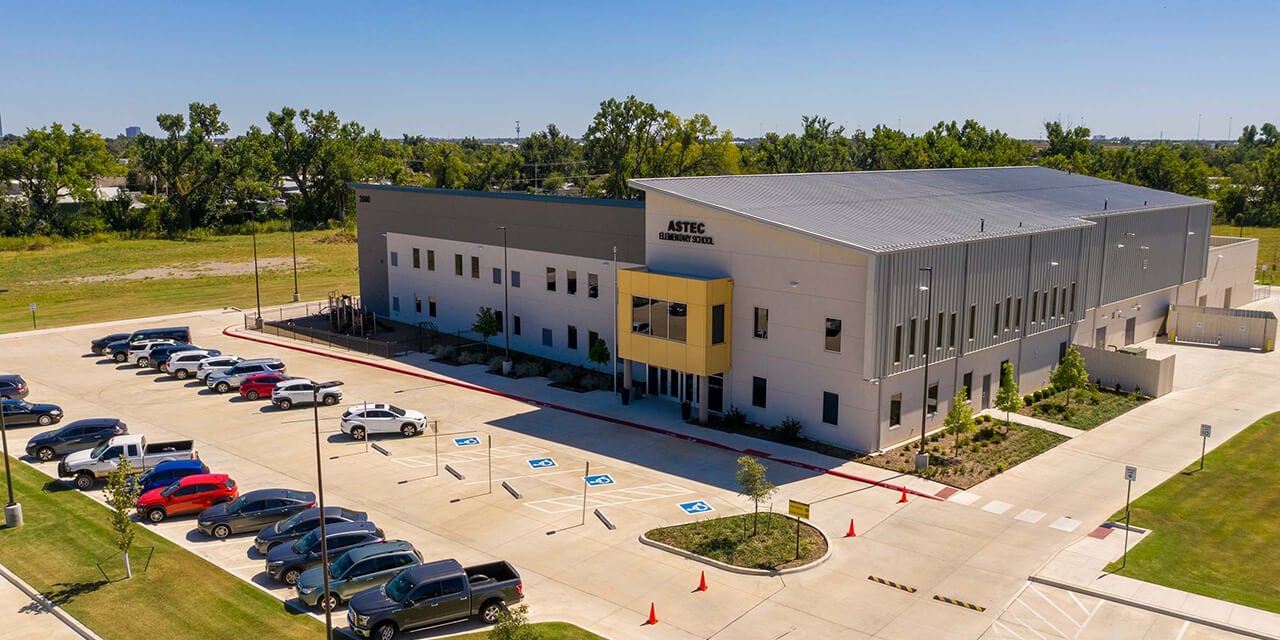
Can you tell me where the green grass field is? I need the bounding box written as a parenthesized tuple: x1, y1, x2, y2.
(1103, 412, 1280, 613)
(1212, 224, 1280, 283)
(0, 231, 359, 334)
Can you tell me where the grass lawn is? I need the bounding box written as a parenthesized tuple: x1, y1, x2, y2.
(860, 420, 1070, 489)
(0, 456, 322, 639)
(1019, 387, 1148, 430)
(1102, 412, 1280, 614)
(1211, 224, 1279, 283)
(0, 230, 358, 334)
(449, 621, 607, 640)
(646, 512, 826, 571)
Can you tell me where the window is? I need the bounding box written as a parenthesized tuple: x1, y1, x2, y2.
(824, 392, 839, 425)
(588, 273, 599, 298)
(513, 315, 521, 336)
(1050, 286, 1058, 318)
(968, 305, 976, 340)
(390, 251, 399, 267)
(962, 372, 973, 401)
(493, 268, 501, 284)
(936, 312, 944, 349)
(428, 296, 436, 317)
(546, 267, 556, 292)
(908, 318, 917, 356)
(992, 302, 1000, 337)
(712, 305, 726, 344)
(754, 307, 769, 339)
(927, 383, 938, 415)
(923, 316, 931, 355)
(1070, 282, 1077, 314)
(1041, 291, 1049, 322)
(391, 296, 400, 312)
(412, 248, 420, 269)
(752, 376, 767, 408)
(1015, 297, 1023, 329)
(427, 249, 435, 271)
(824, 317, 841, 352)
(567, 325, 578, 350)
(542, 328, 552, 347)
(454, 254, 463, 276)
(948, 312, 956, 349)
(511, 270, 520, 288)
(1004, 296, 1012, 330)
(470, 256, 479, 279)
(1030, 294, 1038, 326)
(1060, 287, 1068, 318)
(567, 270, 577, 295)
(888, 393, 901, 427)
(588, 330, 599, 350)
(438, 577, 466, 598)
(1059, 341, 1068, 363)
(893, 324, 903, 364)
(414, 296, 421, 313)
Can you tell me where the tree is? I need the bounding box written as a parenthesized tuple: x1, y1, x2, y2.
(943, 388, 975, 457)
(0, 123, 117, 234)
(995, 362, 1022, 433)
(1051, 345, 1090, 408)
(267, 106, 374, 225)
(472, 306, 499, 355)
(135, 102, 229, 231)
(582, 95, 665, 199)
(104, 456, 142, 578)
(488, 603, 537, 640)
(735, 456, 778, 535)
(588, 338, 610, 371)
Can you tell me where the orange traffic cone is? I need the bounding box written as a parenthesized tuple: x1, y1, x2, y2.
(696, 570, 708, 591)
(898, 486, 909, 503)
(646, 602, 659, 625)
(845, 518, 857, 537)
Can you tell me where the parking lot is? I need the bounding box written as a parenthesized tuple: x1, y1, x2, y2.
(5, 307, 1277, 640)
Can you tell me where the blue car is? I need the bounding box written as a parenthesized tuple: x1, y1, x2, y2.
(127, 459, 211, 494)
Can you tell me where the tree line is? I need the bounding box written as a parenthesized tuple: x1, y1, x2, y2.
(2, 95, 1278, 238)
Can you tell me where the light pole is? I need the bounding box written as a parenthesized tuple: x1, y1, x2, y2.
(917, 267, 933, 471)
(312, 387, 332, 637)
(290, 207, 299, 302)
(497, 226, 512, 375)
(612, 245, 619, 400)
(251, 213, 263, 329)
(2, 399, 21, 527)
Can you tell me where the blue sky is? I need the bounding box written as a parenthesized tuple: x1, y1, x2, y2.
(2, 0, 1275, 140)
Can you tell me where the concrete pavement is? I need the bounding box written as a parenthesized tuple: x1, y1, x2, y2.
(0, 561, 95, 640)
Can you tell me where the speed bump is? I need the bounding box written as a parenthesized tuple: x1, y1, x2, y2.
(867, 575, 917, 593)
(932, 594, 985, 612)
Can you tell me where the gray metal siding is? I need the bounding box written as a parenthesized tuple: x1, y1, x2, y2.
(1088, 206, 1208, 306)
(1183, 204, 1211, 282)
(357, 208, 390, 317)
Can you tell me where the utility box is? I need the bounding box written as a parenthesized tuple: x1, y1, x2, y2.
(1117, 346, 1147, 358)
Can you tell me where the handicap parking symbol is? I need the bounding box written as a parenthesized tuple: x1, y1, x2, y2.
(527, 457, 557, 469)
(678, 500, 714, 515)
(453, 436, 481, 447)
(584, 474, 615, 486)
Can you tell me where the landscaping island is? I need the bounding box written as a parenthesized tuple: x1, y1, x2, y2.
(645, 513, 828, 572)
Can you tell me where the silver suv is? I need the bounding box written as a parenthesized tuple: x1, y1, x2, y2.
(206, 358, 287, 393)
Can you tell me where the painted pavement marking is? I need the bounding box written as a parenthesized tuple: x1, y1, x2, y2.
(523, 483, 693, 514)
(982, 500, 1014, 515)
(392, 443, 549, 468)
(1048, 516, 1082, 533)
(1015, 509, 1046, 524)
(948, 490, 982, 506)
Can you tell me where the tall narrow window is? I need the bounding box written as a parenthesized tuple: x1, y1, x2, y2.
(712, 305, 726, 344)
(588, 330, 599, 351)
(414, 296, 422, 313)
(1051, 286, 1058, 318)
(1004, 296, 1012, 330)
(893, 324, 903, 364)
(936, 312, 944, 349)
(1031, 294, 1038, 325)
(513, 315, 521, 336)
(754, 307, 769, 339)
(1070, 282, 1077, 314)
(428, 296, 436, 317)
(825, 318, 842, 352)
(968, 305, 976, 340)
(1015, 297, 1023, 329)
(494, 311, 503, 333)
(923, 316, 931, 355)
(567, 325, 578, 350)
(963, 372, 973, 401)
(752, 376, 767, 408)
(470, 256, 479, 279)
(454, 254, 463, 276)
(888, 393, 900, 427)
(541, 328, 552, 347)
(948, 313, 956, 349)
(567, 270, 578, 295)
(412, 248, 420, 269)
(546, 267, 556, 292)
(511, 270, 521, 288)
(391, 296, 400, 311)
(908, 318, 917, 356)
(390, 251, 399, 267)
(588, 273, 599, 298)
(1041, 291, 1049, 322)
(492, 267, 501, 284)
(824, 392, 839, 425)
(1060, 287, 1068, 318)
(426, 249, 435, 271)
(927, 383, 938, 415)
(992, 302, 1000, 337)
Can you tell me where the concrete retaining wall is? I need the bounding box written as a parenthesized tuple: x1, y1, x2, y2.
(1077, 345, 1175, 397)
(1167, 304, 1277, 351)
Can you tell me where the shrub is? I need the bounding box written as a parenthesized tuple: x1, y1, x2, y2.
(580, 373, 612, 391)
(721, 407, 748, 432)
(976, 426, 997, 441)
(1023, 394, 1034, 406)
(995, 462, 1007, 473)
(457, 350, 485, 365)
(488, 356, 506, 373)
(1063, 407, 1078, 421)
(431, 344, 456, 360)
(777, 417, 803, 443)
(548, 367, 576, 385)
(970, 443, 980, 453)
(512, 361, 543, 378)
(1133, 386, 1143, 398)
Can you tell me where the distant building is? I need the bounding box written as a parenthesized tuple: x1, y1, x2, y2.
(125, 126, 142, 138)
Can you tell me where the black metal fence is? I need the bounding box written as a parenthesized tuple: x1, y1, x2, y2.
(245, 315, 400, 358)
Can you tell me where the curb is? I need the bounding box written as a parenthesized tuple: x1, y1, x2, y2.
(0, 561, 102, 640)
(225, 325, 943, 501)
(638, 515, 833, 576)
(1027, 576, 1280, 640)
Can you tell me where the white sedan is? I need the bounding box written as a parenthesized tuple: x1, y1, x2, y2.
(339, 403, 428, 440)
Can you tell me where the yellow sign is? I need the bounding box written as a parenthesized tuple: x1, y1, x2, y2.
(788, 500, 810, 520)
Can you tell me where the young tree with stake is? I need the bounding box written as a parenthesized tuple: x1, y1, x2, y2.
(104, 456, 142, 578)
(995, 362, 1022, 433)
(943, 388, 975, 457)
(1051, 344, 1089, 408)
(472, 306, 499, 356)
(735, 456, 778, 535)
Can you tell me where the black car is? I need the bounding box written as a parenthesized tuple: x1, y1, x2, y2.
(196, 488, 316, 540)
(253, 506, 368, 554)
(2, 399, 63, 427)
(265, 520, 385, 585)
(0, 374, 29, 399)
(105, 326, 191, 362)
(90, 333, 131, 356)
(25, 418, 128, 461)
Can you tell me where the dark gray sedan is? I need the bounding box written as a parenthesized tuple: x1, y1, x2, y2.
(196, 488, 316, 540)
(265, 520, 385, 585)
(2, 399, 63, 427)
(253, 506, 368, 554)
(25, 419, 128, 461)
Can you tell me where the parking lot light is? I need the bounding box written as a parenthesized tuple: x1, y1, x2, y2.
(312, 387, 332, 639)
(2, 399, 21, 527)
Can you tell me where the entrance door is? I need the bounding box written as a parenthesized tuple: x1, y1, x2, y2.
(981, 374, 992, 410)
(1124, 317, 1136, 345)
(647, 366, 659, 397)
(708, 375, 724, 413)
(1095, 326, 1106, 349)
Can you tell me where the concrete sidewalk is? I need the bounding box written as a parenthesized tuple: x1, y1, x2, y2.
(0, 561, 96, 640)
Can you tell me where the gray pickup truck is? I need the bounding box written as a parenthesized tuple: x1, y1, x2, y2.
(346, 559, 523, 639)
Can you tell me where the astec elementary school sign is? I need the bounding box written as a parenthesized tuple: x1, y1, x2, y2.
(658, 220, 715, 245)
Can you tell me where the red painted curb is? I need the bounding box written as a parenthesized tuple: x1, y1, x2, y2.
(224, 325, 942, 501)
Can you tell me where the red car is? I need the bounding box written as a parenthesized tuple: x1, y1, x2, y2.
(239, 373, 291, 401)
(135, 473, 237, 523)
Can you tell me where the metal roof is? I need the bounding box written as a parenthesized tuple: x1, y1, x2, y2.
(630, 167, 1211, 254)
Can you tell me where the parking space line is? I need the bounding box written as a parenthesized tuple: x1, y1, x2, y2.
(1072, 600, 1104, 640)
(463, 467, 591, 486)
(523, 483, 693, 514)
(1066, 592, 1090, 617)
(1016, 596, 1070, 638)
(1004, 612, 1052, 640)
(1030, 585, 1081, 628)
(392, 444, 550, 467)
(1173, 620, 1190, 640)
(991, 620, 1025, 640)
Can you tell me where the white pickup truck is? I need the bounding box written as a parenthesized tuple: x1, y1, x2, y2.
(58, 434, 197, 490)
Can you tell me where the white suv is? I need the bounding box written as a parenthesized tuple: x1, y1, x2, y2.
(129, 339, 176, 367)
(271, 379, 344, 410)
(206, 358, 287, 393)
(196, 355, 245, 381)
(339, 403, 428, 440)
(164, 350, 221, 379)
